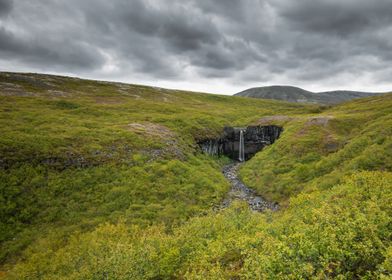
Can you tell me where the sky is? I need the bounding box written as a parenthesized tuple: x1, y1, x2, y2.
(1, 0, 392, 95)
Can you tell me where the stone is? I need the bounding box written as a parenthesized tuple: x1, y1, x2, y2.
(218, 163, 279, 212)
(198, 125, 283, 161)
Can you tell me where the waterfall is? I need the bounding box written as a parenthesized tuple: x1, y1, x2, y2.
(198, 125, 282, 161)
(239, 129, 245, 162)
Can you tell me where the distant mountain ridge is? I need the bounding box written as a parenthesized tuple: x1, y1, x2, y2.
(235, 85, 387, 104)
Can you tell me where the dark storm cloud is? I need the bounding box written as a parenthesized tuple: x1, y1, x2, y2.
(119, 1, 220, 51)
(0, 0, 391, 92)
(274, 0, 392, 36)
(0, 27, 104, 71)
(0, 0, 12, 17)
(193, 0, 248, 22)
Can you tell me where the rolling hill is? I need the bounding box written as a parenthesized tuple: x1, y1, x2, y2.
(0, 72, 391, 279)
(235, 85, 385, 104)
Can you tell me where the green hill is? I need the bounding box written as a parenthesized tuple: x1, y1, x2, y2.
(0, 72, 391, 279)
(235, 85, 385, 104)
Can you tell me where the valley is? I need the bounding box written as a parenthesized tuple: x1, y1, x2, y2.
(0, 72, 391, 279)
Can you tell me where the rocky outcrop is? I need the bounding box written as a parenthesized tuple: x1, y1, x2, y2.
(199, 125, 282, 161)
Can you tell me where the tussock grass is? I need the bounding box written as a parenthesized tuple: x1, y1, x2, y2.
(0, 72, 391, 278)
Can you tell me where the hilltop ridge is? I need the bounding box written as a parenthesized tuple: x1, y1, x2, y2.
(235, 85, 387, 104)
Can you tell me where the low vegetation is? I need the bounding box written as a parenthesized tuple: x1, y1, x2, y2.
(0, 72, 391, 279)
(7, 172, 392, 279)
(241, 94, 392, 203)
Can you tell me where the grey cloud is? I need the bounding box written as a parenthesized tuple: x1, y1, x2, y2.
(0, 0, 392, 91)
(0, 0, 12, 17)
(198, 49, 236, 70)
(274, 0, 392, 36)
(0, 27, 105, 71)
(193, 0, 248, 21)
(119, 1, 220, 52)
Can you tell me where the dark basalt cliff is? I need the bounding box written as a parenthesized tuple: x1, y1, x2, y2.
(199, 125, 282, 161)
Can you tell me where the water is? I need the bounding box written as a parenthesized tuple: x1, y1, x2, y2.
(239, 129, 245, 162)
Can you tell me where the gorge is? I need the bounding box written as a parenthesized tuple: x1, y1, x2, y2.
(198, 125, 283, 161)
(199, 125, 283, 212)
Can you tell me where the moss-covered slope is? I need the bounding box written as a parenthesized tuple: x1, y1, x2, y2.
(0, 72, 391, 278)
(0, 72, 315, 265)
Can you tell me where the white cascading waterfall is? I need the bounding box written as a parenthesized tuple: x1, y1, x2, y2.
(239, 129, 245, 162)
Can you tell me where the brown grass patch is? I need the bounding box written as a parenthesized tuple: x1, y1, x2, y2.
(256, 115, 294, 125)
(125, 122, 174, 138)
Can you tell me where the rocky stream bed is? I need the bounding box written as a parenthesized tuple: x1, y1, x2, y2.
(220, 162, 279, 212)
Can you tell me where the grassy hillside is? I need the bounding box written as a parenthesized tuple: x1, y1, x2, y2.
(1, 72, 391, 279)
(0, 73, 315, 266)
(235, 85, 383, 104)
(7, 172, 392, 279)
(241, 94, 392, 203)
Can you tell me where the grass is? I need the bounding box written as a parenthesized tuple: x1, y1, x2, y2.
(6, 172, 392, 279)
(240, 94, 392, 203)
(0, 72, 315, 266)
(0, 72, 391, 278)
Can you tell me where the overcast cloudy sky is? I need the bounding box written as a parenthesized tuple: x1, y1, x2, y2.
(1, 0, 392, 94)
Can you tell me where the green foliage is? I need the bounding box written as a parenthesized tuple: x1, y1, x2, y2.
(0, 73, 391, 278)
(0, 73, 314, 265)
(52, 100, 80, 110)
(240, 94, 392, 202)
(0, 156, 229, 263)
(6, 172, 392, 279)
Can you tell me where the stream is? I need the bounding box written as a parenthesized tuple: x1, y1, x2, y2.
(219, 162, 279, 212)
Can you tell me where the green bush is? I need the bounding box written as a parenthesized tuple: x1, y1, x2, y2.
(6, 172, 391, 279)
(1, 73, 391, 278)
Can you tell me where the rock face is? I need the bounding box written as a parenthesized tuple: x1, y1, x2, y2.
(199, 125, 282, 161)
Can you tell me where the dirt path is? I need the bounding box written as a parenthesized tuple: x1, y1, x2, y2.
(220, 162, 279, 212)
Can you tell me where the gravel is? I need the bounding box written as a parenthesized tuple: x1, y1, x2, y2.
(219, 162, 279, 212)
